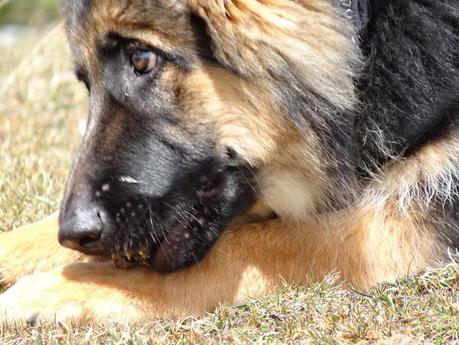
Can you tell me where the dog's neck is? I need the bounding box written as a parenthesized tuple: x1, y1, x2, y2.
(336, 0, 369, 33)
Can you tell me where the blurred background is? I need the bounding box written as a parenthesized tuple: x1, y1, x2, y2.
(0, 0, 86, 230)
(0, 0, 59, 27)
(0, 0, 59, 46)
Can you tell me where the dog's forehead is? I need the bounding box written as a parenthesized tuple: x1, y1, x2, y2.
(64, 0, 190, 41)
(64, 0, 187, 20)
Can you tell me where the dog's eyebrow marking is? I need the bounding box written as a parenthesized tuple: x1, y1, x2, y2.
(101, 183, 111, 192)
(119, 176, 139, 184)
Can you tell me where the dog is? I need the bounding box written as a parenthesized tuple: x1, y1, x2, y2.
(0, 0, 457, 323)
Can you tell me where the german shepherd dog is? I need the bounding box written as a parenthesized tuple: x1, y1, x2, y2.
(0, 0, 458, 323)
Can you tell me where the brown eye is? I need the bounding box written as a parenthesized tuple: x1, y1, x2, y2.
(130, 49, 158, 75)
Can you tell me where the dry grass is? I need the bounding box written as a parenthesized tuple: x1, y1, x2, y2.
(0, 26, 458, 344)
(0, 270, 458, 344)
(0, 24, 85, 231)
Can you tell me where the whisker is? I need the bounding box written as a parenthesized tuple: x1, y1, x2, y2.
(162, 201, 193, 228)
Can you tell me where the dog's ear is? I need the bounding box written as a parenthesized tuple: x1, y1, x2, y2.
(189, 0, 284, 77)
(189, 0, 359, 112)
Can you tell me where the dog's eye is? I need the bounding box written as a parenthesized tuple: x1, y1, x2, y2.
(130, 49, 159, 75)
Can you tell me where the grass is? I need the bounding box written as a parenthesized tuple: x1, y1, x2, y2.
(0, 24, 85, 231)
(0, 0, 60, 27)
(0, 25, 458, 344)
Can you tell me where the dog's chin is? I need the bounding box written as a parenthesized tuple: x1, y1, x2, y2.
(108, 165, 257, 272)
(110, 202, 247, 272)
(151, 213, 219, 273)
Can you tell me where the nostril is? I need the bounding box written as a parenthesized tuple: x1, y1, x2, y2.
(78, 218, 103, 249)
(79, 233, 101, 248)
(59, 204, 108, 254)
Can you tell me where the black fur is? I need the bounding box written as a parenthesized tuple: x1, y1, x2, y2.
(352, 0, 459, 250)
(355, 0, 458, 173)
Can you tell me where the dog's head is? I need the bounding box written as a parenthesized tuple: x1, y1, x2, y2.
(59, 0, 359, 271)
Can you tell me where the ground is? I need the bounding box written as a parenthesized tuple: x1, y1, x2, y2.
(0, 25, 458, 345)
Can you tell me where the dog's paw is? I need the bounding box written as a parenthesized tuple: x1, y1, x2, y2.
(0, 271, 81, 324)
(0, 265, 149, 325)
(0, 214, 88, 288)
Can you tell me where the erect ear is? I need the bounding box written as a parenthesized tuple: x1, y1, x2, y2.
(188, 0, 360, 112)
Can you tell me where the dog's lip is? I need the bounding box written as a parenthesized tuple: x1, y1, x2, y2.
(80, 239, 111, 255)
(146, 177, 224, 271)
(150, 216, 206, 271)
(108, 208, 207, 270)
(60, 237, 110, 256)
(111, 248, 152, 269)
(109, 205, 209, 271)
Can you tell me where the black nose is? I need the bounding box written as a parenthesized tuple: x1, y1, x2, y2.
(58, 204, 108, 255)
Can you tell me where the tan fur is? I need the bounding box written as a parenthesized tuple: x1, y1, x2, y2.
(0, 214, 102, 287)
(189, 0, 358, 110)
(364, 133, 459, 216)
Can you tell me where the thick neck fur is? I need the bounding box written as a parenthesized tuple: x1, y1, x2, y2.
(354, 0, 459, 175)
(205, 0, 456, 220)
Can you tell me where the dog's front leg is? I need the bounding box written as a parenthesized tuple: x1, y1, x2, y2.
(0, 213, 101, 287)
(0, 218, 303, 324)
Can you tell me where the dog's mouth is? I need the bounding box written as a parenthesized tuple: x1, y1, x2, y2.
(100, 163, 257, 272)
(111, 205, 210, 271)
